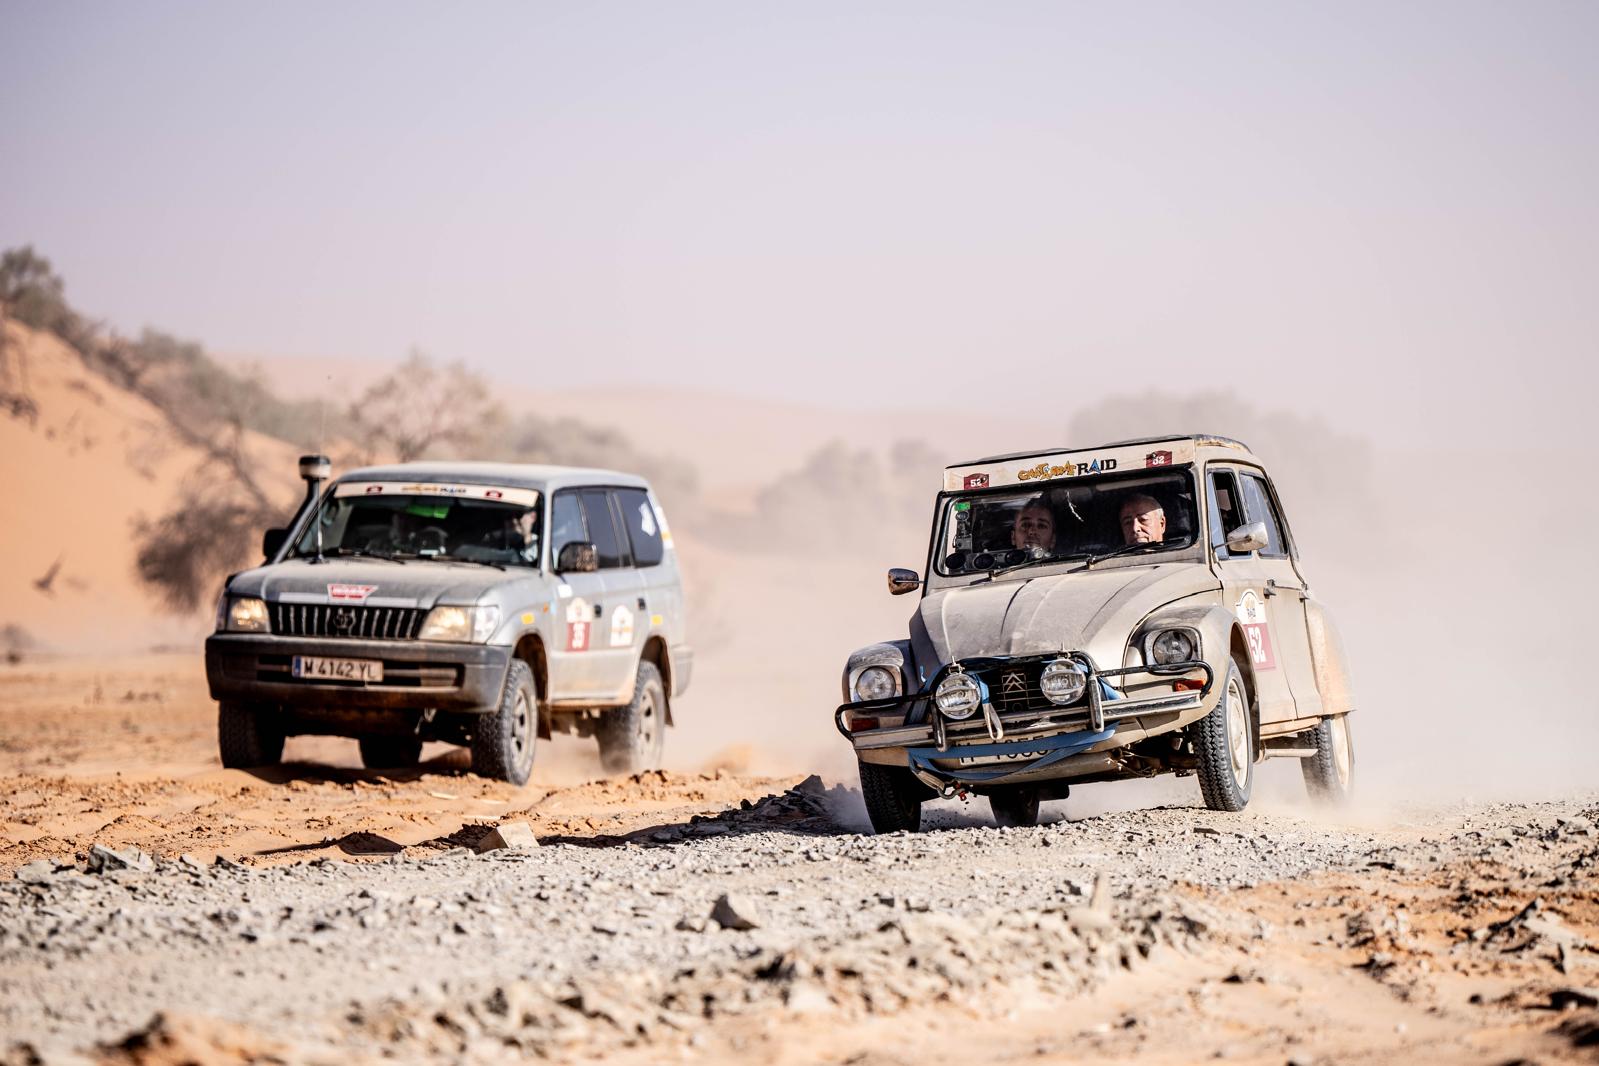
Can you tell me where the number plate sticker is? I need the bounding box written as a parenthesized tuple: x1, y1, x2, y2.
(292, 656, 384, 682)
(956, 748, 1047, 767)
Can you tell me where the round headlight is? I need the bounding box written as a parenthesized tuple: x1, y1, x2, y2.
(935, 671, 984, 720)
(1039, 659, 1087, 705)
(854, 665, 899, 702)
(1151, 629, 1196, 665)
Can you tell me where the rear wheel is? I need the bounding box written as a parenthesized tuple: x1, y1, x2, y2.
(1301, 714, 1355, 803)
(471, 659, 537, 785)
(859, 760, 927, 834)
(217, 702, 284, 769)
(1194, 658, 1255, 812)
(358, 735, 423, 770)
(597, 661, 667, 774)
(988, 784, 1041, 828)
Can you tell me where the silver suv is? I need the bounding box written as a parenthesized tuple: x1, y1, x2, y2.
(205, 459, 692, 784)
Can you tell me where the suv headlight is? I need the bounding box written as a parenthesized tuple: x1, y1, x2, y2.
(1039, 659, 1087, 704)
(1150, 629, 1197, 665)
(221, 597, 269, 633)
(935, 671, 985, 720)
(853, 665, 900, 702)
(419, 605, 502, 643)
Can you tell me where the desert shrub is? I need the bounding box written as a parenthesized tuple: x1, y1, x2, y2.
(135, 490, 288, 612)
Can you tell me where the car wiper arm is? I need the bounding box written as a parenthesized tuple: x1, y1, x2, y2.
(982, 551, 1089, 581)
(1067, 542, 1164, 573)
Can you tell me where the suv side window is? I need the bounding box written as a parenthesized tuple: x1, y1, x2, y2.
(613, 488, 664, 567)
(1240, 473, 1288, 558)
(550, 491, 587, 563)
(580, 489, 629, 569)
(1208, 470, 1244, 559)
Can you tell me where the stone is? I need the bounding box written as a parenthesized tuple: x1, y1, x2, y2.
(14, 860, 58, 883)
(476, 822, 539, 853)
(178, 854, 206, 871)
(675, 915, 709, 933)
(1549, 987, 1599, 1011)
(710, 893, 761, 931)
(86, 844, 154, 874)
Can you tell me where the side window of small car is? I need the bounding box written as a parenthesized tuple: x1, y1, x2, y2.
(613, 487, 664, 567)
(580, 489, 630, 569)
(1240, 473, 1289, 558)
(550, 491, 587, 562)
(1209, 471, 1244, 560)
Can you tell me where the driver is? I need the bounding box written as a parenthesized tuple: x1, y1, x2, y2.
(1011, 498, 1056, 553)
(1119, 494, 1166, 545)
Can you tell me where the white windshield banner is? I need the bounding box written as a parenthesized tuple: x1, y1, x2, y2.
(334, 481, 540, 508)
(943, 439, 1197, 492)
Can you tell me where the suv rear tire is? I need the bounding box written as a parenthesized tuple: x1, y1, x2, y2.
(859, 760, 928, 834)
(597, 661, 666, 774)
(217, 702, 284, 769)
(1194, 657, 1255, 812)
(1301, 714, 1354, 803)
(358, 735, 423, 770)
(471, 659, 537, 785)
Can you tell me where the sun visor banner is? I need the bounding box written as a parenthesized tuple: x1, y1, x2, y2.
(333, 481, 541, 508)
(943, 439, 1197, 492)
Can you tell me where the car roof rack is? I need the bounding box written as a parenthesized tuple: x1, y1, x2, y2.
(949, 433, 1251, 470)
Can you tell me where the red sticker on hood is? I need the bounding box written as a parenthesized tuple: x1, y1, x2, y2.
(328, 584, 376, 603)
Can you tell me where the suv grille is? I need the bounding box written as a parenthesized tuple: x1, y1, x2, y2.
(270, 603, 425, 640)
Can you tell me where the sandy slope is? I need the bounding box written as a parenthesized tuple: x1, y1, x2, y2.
(0, 320, 301, 652)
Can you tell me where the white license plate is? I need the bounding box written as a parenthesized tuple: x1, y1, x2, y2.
(956, 748, 1047, 767)
(292, 656, 383, 682)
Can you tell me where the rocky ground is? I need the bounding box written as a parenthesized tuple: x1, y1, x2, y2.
(2, 658, 1597, 1064)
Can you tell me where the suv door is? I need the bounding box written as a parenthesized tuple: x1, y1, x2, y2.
(1207, 467, 1297, 725)
(546, 488, 609, 700)
(578, 488, 642, 701)
(1236, 470, 1323, 721)
(613, 485, 679, 655)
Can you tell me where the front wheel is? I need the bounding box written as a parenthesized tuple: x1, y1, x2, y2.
(859, 761, 928, 834)
(597, 661, 667, 774)
(988, 785, 1041, 827)
(217, 702, 283, 769)
(1301, 714, 1354, 803)
(1194, 658, 1255, 812)
(471, 659, 537, 785)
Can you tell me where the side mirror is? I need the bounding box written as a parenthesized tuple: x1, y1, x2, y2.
(557, 541, 598, 573)
(887, 567, 922, 596)
(1225, 521, 1269, 554)
(262, 528, 288, 558)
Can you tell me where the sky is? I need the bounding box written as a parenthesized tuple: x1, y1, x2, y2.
(3, 1, 1597, 446)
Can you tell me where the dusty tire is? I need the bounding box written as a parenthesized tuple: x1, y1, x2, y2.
(1301, 714, 1354, 803)
(471, 659, 537, 785)
(989, 785, 1041, 828)
(859, 760, 926, 834)
(597, 661, 666, 775)
(1194, 658, 1255, 812)
(358, 735, 423, 770)
(217, 702, 284, 769)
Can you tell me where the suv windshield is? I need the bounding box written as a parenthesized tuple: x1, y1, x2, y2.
(936, 469, 1198, 576)
(289, 483, 543, 568)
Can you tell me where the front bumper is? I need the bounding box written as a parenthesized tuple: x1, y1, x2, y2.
(205, 634, 512, 713)
(835, 652, 1212, 786)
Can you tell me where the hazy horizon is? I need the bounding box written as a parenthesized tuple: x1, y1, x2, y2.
(5, 1, 1597, 449)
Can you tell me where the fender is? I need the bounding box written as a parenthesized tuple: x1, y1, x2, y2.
(1131, 602, 1248, 714)
(1304, 597, 1355, 716)
(841, 640, 915, 703)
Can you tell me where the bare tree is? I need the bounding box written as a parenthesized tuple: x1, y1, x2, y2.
(346, 351, 504, 463)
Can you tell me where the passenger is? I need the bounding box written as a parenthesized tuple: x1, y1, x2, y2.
(1010, 498, 1056, 553)
(1119, 493, 1166, 545)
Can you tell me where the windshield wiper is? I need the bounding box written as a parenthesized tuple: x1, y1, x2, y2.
(303, 547, 407, 564)
(1067, 541, 1167, 573)
(387, 551, 508, 571)
(981, 550, 1089, 581)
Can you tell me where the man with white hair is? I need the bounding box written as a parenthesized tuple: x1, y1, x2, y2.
(1118, 493, 1166, 546)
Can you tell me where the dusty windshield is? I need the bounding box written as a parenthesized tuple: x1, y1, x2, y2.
(289, 483, 542, 568)
(936, 469, 1198, 576)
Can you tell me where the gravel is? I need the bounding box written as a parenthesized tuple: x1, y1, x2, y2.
(2, 787, 1595, 1062)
